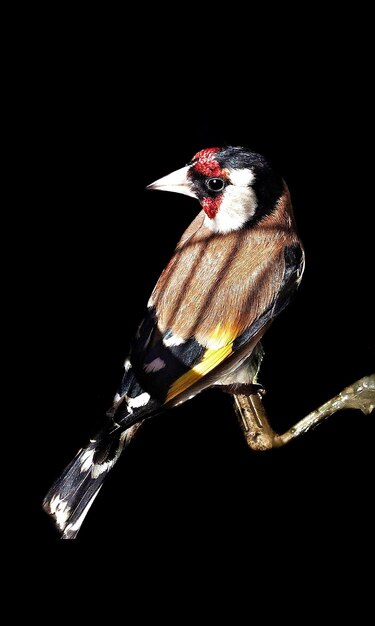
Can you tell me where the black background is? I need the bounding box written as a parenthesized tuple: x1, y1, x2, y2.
(25, 19, 374, 551)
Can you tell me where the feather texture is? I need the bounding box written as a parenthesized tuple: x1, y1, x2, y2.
(152, 188, 299, 345)
(43, 147, 305, 539)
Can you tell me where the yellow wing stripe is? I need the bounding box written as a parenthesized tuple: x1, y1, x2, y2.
(165, 324, 236, 404)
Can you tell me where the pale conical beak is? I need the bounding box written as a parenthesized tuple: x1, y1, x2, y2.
(146, 165, 197, 198)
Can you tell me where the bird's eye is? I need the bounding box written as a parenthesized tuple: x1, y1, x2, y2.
(206, 178, 225, 192)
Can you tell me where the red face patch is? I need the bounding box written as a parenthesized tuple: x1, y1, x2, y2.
(201, 196, 222, 219)
(191, 147, 227, 219)
(192, 147, 220, 160)
(192, 147, 227, 179)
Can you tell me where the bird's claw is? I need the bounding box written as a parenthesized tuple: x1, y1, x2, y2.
(221, 382, 266, 397)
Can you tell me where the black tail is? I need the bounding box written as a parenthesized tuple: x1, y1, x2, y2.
(43, 423, 142, 539)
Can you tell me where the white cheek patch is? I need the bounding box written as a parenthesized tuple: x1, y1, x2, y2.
(204, 168, 257, 233)
(204, 186, 258, 233)
(229, 168, 255, 187)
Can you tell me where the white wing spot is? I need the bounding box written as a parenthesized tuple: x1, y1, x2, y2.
(124, 359, 132, 372)
(163, 334, 185, 347)
(127, 392, 151, 409)
(144, 357, 166, 373)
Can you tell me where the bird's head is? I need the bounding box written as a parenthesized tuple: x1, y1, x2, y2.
(147, 146, 286, 233)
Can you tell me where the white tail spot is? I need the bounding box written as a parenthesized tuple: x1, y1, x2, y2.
(80, 448, 95, 473)
(62, 488, 102, 538)
(49, 495, 71, 530)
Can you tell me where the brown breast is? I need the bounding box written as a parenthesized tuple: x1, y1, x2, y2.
(151, 192, 300, 347)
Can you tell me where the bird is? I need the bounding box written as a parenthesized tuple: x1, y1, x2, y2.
(43, 146, 305, 538)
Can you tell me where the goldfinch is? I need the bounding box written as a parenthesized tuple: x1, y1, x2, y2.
(43, 146, 305, 538)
